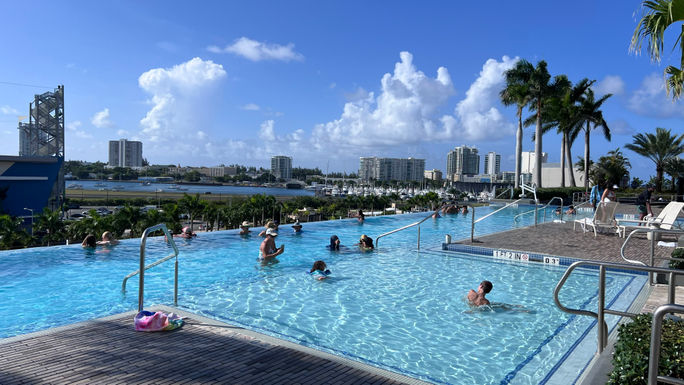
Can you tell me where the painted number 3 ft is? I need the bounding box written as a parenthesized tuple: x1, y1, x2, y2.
(544, 257, 560, 265)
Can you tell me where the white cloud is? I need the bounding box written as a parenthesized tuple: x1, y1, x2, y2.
(594, 75, 625, 96)
(91, 108, 113, 128)
(241, 103, 260, 111)
(627, 72, 684, 117)
(137, 57, 226, 151)
(66, 120, 93, 139)
(311, 52, 516, 156)
(259, 120, 276, 141)
(208, 37, 304, 62)
(609, 119, 635, 135)
(1, 105, 19, 115)
(116, 129, 129, 137)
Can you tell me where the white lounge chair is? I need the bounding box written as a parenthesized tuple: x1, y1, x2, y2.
(574, 201, 619, 237)
(616, 201, 684, 237)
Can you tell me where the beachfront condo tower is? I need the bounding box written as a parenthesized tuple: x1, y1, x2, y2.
(271, 155, 292, 180)
(446, 146, 480, 181)
(108, 139, 143, 168)
(358, 157, 425, 182)
(484, 152, 501, 176)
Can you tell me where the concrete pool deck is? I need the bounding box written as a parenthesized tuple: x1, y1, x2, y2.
(0, 306, 427, 385)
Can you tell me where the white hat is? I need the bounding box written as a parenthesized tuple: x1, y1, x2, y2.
(612, 184, 619, 189)
(293, 220, 301, 227)
(266, 228, 278, 237)
(241, 221, 251, 227)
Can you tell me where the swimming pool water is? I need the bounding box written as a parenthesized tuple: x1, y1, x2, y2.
(0, 206, 644, 384)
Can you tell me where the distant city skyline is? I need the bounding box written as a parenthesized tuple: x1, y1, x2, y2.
(1, 2, 681, 180)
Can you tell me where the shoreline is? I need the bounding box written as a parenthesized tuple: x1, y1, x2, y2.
(65, 189, 297, 202)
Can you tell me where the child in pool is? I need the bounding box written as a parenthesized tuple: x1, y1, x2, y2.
(309, 260, 331, 280)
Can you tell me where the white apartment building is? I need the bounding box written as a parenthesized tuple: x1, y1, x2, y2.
(358, 157, 425, 182)
(424, 169, 442, 181)
(271, 155, 292, 180)
(484, 152, 501, 175)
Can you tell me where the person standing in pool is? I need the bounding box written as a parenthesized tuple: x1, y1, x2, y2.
(467, 280, 492, 306)
(259, 228, 284, 261)
(357, 209, 365, 223)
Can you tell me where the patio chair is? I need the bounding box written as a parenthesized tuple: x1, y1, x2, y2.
(616, 201, 684, 238)
(573, 201, 619, 237)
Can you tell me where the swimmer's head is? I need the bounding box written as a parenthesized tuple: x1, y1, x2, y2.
(480, 280, 493, 294)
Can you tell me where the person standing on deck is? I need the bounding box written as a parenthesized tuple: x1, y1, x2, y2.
(636, 185, 655, 222)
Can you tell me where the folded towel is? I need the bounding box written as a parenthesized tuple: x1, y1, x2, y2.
(134, 310, 184, 332)
(657, 241, 677, 248)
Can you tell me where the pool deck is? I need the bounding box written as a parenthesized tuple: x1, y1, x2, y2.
(0, 306, 427, 385)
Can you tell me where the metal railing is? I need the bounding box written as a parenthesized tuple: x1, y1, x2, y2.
(495, 186, 514, 199)
(620, 227, 684, 281)
(513, 196, 564, 225)
(554, 260, 683, 355)
(376, 206, 445, 249)
(471, 199, 523, 241)
(648, 304, 684, 385)
(121, 224, 180, 312)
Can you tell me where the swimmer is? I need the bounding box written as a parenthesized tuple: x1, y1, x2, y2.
(358, 234, 374, 250)
(97, 231, 119, 246)
(239, 221, 251, 235)
(467, 280, 492, 306)
(292, 220, 302, 233)
(174, 226, 196, 239)
(565, 205, 576, 215)
(357, 209, 365, 223)
(309, 260, 331, 280)
(432, 211, 441, 219)
(259, 228, 284, 262)
(258, 220, 277, 237)
(329, 235, 340, 250)
(81, 234, 97, 248)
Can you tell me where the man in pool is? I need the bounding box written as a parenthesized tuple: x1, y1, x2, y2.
(467, 280, 492, 306)
(259, 228, 284, 261)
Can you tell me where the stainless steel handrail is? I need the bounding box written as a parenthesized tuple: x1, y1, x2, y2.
(513, 196, 563, 223)
(648, 304, 684, 385)
(620, 227, 684, 282)
(121, 224, 180, 312)
(475, 198, 524, 225)
(554, 260, 683, 355)
(376, 205, 445, 249)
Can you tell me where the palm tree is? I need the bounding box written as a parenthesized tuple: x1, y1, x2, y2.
(631, 0, 684, 99)
(526, 61, 569, 188)
(594, 149, 632, 186)
(36, 208, 65, 246)
(625, 127, 684, 192)
(576, 88, 611, 190)
(501, 60, 533, 188)
(178, 193, 207, 232)
(664, 157, 684, 199)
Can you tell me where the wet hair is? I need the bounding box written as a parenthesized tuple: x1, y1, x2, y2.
(310, 260, 327, 273)
(360, 235, 374, 249)
(83, 234, 97, 248)
(481, 280, 493, 294)
(330, 235, 340, 250)
(102, 231, 113, 241)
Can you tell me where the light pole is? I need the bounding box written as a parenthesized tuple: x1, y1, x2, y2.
(23, 207, 34, 236)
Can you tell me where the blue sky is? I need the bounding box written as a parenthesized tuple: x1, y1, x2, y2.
(0, 1, 682, 180)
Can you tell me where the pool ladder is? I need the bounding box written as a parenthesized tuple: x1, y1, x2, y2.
(553, 260, 683, 385)
(121, 224, 180, 312)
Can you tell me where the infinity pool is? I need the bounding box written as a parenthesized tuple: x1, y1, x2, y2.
(0, 206, 646, 384)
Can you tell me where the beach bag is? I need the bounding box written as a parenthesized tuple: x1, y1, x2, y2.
(134, 310, 184, 332)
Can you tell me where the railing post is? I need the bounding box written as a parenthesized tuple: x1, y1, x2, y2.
(417, 226, 421, 250)
(650, 230, 656, 284)
(669, 273, 675, 304)
(138, 238, 146, 312)
(470, 206, 475, 243)
(597, 265, 607, 353)
(174, 258, 179, 306)
(534, 202, 538, 227)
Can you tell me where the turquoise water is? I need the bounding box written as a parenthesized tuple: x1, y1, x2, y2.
(0, 206, 644, 384)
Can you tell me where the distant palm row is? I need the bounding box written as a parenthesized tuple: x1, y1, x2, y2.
(499, 0, 684, 193)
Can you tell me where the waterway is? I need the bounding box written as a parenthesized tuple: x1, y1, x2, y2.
(67, 180, 314, 197)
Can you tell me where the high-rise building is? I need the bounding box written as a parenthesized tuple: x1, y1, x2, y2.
(484, 152, 501, 175)
(108, 139, 143, 168)
(521, 151, 548, 174)
(271, 155, 292, 180)
(358, 157, 425, 182)
(446, 146, 480, 180)
(424, 169, 442, 181)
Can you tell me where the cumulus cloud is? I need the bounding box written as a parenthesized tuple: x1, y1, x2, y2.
(1, 105, 19, 115)
(311, 52, 516, 156)
(627, 73, 684, 117)
(259, 120, 276, 141)
(91, 108, 113, 128)
(138, 57, 226, 144)
(208, 37, 303, 62)
(66, 120, 93, 139)
(241, 103, 260, 111)
(609, 119, 635, 135)
(594, 75, 625, 96)
(116, 129, 130, 137)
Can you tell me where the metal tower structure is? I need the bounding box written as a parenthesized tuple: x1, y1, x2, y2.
(17, 85, 65, 209)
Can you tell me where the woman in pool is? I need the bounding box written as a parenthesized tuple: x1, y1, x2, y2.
(309, 260, 331, 280)
(239, 221, 251, 235)
(174, 227, 196, 239)
(358, 234, 374, 250)
(81, 234, 97, 248)
(329, 235, 341, 250)
(258, 220, 277, 237)
(357, 209, 365, 223)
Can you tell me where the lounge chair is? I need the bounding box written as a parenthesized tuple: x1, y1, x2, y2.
(616, 201, 684, 238)
(573, 201, 619, 237)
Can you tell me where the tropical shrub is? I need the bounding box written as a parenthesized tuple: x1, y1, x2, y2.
(670, 248, 684, 270)
(608, 313, 684, 385)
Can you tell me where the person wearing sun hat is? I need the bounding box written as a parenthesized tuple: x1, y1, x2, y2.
(259, 227, 284, 261)
(239, 221, 252, 235)
(600, 183, 617, 203)
(258, 220, 277, 237)
(292, 220, 302, 233)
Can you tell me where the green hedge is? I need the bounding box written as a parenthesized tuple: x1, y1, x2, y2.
(670, 249, 684, 270)
(608, 313, 684, 385)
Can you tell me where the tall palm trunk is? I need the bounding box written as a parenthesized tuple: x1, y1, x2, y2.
(566, 132, 577, 187)
(584, 123, 590, 191)
(656, 166, 664, 192)
(534, 103, 543, 188)
(560, 135, 566, 187)
(514, 108, 523, 189)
